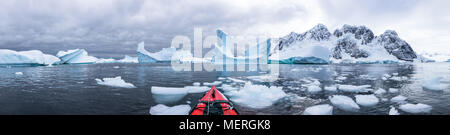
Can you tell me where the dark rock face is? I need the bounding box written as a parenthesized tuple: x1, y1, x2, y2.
(333, 24, 374, 45)
(377, 30, 417, 61)
(278, 24, 330, 50)
(332, 35, 369, 59)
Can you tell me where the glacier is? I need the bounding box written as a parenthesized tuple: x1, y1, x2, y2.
(0, 49, 60, 66)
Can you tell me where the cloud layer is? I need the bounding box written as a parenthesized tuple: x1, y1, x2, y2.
(0, 0, 449, 58)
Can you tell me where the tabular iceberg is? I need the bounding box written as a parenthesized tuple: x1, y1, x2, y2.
(0, 49, 60, 66)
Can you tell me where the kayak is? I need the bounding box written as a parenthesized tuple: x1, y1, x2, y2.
(190, 86, 239, 115)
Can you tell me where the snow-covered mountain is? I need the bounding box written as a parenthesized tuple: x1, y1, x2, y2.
(270, 24, 418, 64)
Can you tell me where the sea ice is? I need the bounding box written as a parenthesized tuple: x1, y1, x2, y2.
(324, 85, 337, 92)
(95, 76, 136, 88)
(355, 94, 379, 107)
(15, 72, 23, 75)
(390, 95, 407, 103)
(374, 88, 387, 95)
(307, 85, 322, 93)
(399, 103, 432, 114)
(192, 82, 201, 86)
(329, 95, 360, 111)
(203, 81, 222, 86)
(422, 77, 448, 91)
(338, 85, 371, 93)
(149, 104, 191, 115)
(227, 82, 286, 109)
(151, 86, 188, 104)
(185, 86, 210, 93)
(303, 104, 333, 115)
(389, 106, 400, 115)
(388, 88, 399, 93)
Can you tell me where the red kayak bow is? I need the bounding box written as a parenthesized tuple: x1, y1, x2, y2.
(190, 86, 239, 115)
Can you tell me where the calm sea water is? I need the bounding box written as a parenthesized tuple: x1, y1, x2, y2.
(0, 63, 449, 115)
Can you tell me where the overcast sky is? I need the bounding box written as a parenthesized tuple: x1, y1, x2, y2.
(0, 0, 449, 58)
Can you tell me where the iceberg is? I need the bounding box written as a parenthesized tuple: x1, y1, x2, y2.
(95, 76, 136, 88)
(149, 104, 191, 115)
(226, 82, 286, 109)
(213, 30, 271, 65)
(399, 103, 432, 114)
(117, 55, 139, 63)
(329, 95, 360, 111)
(0, 49, 60, 66)
(355, 94, 379, 107)
(422, 77, 448, 91)
(56, 49, 98, 64)
(137, 42, 193, 63)
(303, 104, 333, 115)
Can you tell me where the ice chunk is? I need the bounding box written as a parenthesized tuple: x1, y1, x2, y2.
(303, 104, 333, 115)
(192, 82, 201, 86)
(390, 95, 407, 103)
(0, 49, 60, 66)
(324, 85, 337, 92)
(227, 82, 286, 109)
(389, 106, 400, 115)
(149, 104, 191, 115)
(95, 76, 136, 88)
(185, 86, 210, 93)
(117, 55, 138, 63)
(113, 66, 120, 69)
(227, 77, 246, 83)
(15, 72, 23, 75)
(203, 81, 222, 86)
(151, 86, 188, 104)
(388, 88, 399, 93)
(329, 95, 360, 111)
(307, 85, 322, 93)
(57, 49, 98, 64)
(399, 103, 432, 114)
(355, 94, 379, 107)
(422, 77, 448, 91)
(374, 88, 387, 95)
(247, 74, 280, 82)
(338, 84, 371, 93)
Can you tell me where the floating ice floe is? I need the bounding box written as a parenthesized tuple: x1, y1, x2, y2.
(307, 85, 322, 93)
(422, 77, 448, 91)
(151, 86, 188, 104)
(113, 66, 120, 69)
(227, 77, 246, 83)
(374, 88, 387, 95)
(149, 104, 191, 115)
(303, 104, 333, 115)
(247, 74, 280, 82)
(324, 85, 337, 92)
(389, 76, 408, 81)
(0, 49, 60, 66)
(399, 103, 432, 114)
(15, 72, 23, 75)
(390, 95, 407, 103)
(227, 82, 286, 109)
(192, 82, 201, 86)
(329, 95, 360, 111)
(355, 94, 379, 107)
(388, 88, 399, 93)
(184, 86, 210, 93)
(203, 81, 222, 86)
(57, 49, 98, 64)
(95, 76, 136, 88)
(389, 106, 400, 115)
(338, 84, 371, 93)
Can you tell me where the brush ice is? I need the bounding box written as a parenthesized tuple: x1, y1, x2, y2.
(329, 95, 360, 111)
(374, 88, 387, 95)
(389, 106, 400, 115)
(95, 76, 136, 88)
(338, 85, 371, 93)
(324, 85, 337, 92)
(203, 81, 222, 86)
(422, 77, 448, 91)
(0, 49, 60, 66)
(388, 88, 399, 93)
(149, 104, 191, 115)
(57, 49, 98, 64)
(390, 95, 407, 103)
(399, 103, 432, 114)
(355, 94, 379, 107)
(227, 82, 286, 109)
(303, 104, 333, 115)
